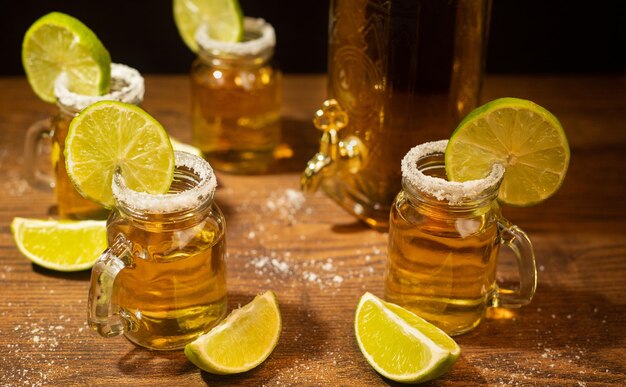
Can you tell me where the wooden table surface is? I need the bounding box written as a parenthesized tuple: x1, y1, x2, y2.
(1, 74, 625, 386)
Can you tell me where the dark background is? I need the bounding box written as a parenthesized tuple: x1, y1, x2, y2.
(1, 0, 624, 75)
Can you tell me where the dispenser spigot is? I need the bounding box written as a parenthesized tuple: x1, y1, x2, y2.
(301, 99, 366, 193)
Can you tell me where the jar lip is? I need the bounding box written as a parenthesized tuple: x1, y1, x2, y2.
(401, 140, 505, 206)
(196, 17, 275, 56)
(112, 151, 217, 214)
(54, 63, 144, 113)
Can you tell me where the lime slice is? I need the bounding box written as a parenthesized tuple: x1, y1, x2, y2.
(22, 12, 111, 103)
(11, 217, 106, 272)
(173, 0, 244, 52)
(355, 292, 461, 383)
(445, 97, 570, 206)
(65, 101, 175, 208)
(185, 291, 281, 374)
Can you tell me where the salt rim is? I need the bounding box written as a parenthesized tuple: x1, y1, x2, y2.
(112, 151, 217, 214)
(54, 63, 144, 112)
(401, 140, 505, 206)
(195, 17, 275, 56)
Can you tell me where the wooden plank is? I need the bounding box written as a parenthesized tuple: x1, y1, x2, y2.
(0, 74, 625, 385)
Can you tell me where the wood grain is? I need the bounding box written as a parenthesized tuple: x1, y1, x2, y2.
(0, 74, 625, 386)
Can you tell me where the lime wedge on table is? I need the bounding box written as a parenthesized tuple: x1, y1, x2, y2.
(173, 0, 244, 52)
(22, 12, 111, 103)
(11, 217, 106, 272)
(65, 101, 175, 208)
(355, 292, 460, 384)
(445, 97, 570, 206)
(185, 291, 281, 374)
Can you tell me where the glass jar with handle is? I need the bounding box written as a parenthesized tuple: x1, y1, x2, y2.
(385, 140, 536, 336)
(88, 151, 228, 350)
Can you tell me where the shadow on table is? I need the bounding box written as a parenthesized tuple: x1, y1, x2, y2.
(331, 220, 373, 234)
(455, 283, 626, 375)
(376, 355, 488, 386)
(266, 117, 320, 175)
(32, 264, 92, 281)
(118, 347, 196, 377)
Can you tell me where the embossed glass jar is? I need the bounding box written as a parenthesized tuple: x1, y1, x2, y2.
(302, 0, 492, 230)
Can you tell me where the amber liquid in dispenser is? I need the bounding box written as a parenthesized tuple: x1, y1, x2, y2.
(324, 0, 490, 228)
(108, 178, 227, 350)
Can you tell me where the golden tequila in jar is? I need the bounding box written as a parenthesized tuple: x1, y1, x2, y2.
(385, 140, 537, 336)
(24, 63, 144, 219)
(303, 0, 491, 229)
(88, 152, 227, 350)
(191, 17, 282, 174)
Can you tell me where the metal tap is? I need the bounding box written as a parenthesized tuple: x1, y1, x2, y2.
(301, 99, 366, 193)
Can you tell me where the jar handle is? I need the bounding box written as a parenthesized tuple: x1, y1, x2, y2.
(493, 218, 537, 308)
(23, 118, 54, 190)
(88, 235, 134, 337)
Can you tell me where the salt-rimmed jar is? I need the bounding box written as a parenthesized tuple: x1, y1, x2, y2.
(190, 17, 282, 174)
(88, 151, 227, 351)
(384, 140, 537, 336)
(24, 63, 144, 219)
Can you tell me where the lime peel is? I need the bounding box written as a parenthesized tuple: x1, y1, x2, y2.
(22, 12, 111, 103)
(445, 97, 570, 206)
(185, 290, 281, 375)
(354, 292, 461, 383)
(173, 0, 244, 53)
(64, 101, 175, 208)
(11, 217, 106, 272)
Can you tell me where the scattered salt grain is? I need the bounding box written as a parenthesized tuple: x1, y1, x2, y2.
(303, 272, 318, 282)
(271, 259, 290, 273)
(266, 189, 306, 223)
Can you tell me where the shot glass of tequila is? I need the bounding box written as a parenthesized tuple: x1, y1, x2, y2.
(384, 140, 537, 336)
(24, 63, 144, 219)
(88, 151, 227, 350)
(190, 17, 282, 174)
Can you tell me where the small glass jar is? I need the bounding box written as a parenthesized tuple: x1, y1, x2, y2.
(190, 17, 282, 174)
(385, 140, 537, 336)
(88, 151, 228, 350)
(24, 63, 144, 219)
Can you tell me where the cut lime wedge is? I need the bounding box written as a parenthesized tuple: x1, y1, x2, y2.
(173, 0, 244, 52)
(11, 217, 106, 272)
(446, 97, 570, 206)
(22, 12, 111, 103)
(65, 101, 175, 208)
(185, 291, 281, 374)
(355, 292, 460, 383)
